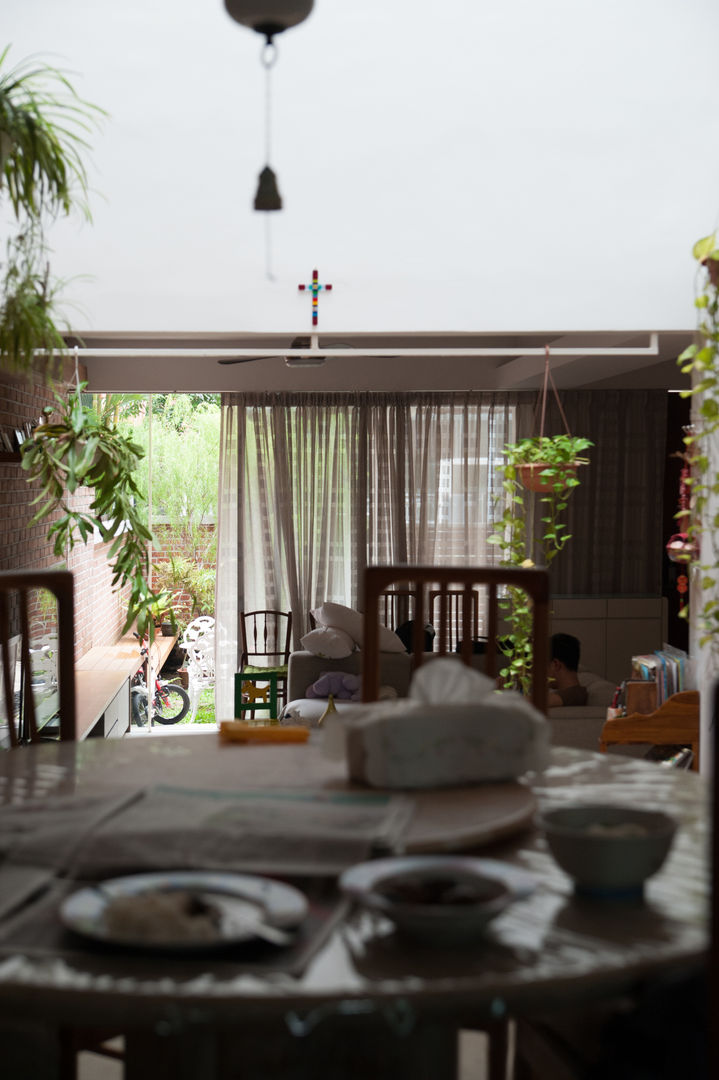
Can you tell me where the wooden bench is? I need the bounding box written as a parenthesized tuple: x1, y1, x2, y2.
(75, 632, 177, 740)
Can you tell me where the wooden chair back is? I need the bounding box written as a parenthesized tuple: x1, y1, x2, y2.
(428, 588, 480, 654)
(0, 569, 77, 745)
(240, 610, 293, 668)
(362, 565, 550, 714)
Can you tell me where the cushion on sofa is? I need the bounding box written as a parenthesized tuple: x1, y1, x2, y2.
(300, 626, 355, 659)
(578, 669, 616, 707)
(311, 602, 406, 652)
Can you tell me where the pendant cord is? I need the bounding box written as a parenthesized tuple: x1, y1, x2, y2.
(262, 41, 277, 165)
(261, 41, 278, 281)
(265, 215, 275, 282)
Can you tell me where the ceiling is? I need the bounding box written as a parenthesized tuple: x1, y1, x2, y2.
(71, 329, 694, 394)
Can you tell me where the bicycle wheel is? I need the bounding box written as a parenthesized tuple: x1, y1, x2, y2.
(152, 681, 191, 724)
(131, 685, 149, 727)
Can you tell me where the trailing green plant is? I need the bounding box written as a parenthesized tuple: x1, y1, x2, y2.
(488, 433, 592, 694)
(20, 382, 170, 638)
(0, 227, 69, 378)
(503, 433, 592, 467)
(0, 46, 104, 376)
(677, 232, 719, 650)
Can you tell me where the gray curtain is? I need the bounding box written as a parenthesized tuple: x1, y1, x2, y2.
(534, 390, 668, 596)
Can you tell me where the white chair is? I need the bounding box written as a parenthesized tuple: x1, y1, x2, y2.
(180, 616, 215, 723)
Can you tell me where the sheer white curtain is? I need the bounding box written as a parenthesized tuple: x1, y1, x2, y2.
(215, 391, 520, 716)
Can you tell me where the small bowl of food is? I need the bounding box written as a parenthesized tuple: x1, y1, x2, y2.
(539, 804, 677, 898)
(340, 855, 534, 945)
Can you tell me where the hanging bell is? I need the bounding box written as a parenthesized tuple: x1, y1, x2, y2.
(224, 0, 314, 40)
(254, 165, 282, 211)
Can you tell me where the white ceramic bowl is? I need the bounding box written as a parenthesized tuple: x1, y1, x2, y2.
(340, 855, 534, 945)
(539, 804, 677, 897)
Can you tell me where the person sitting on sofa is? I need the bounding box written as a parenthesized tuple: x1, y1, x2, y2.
(548, 632, 588, 707)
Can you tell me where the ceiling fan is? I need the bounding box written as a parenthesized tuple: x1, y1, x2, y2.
(216, 335, 399, 367)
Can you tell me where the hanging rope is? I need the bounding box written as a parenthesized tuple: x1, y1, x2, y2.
(534, 345, 572, 438)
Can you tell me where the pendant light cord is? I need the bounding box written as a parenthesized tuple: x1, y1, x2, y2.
(262, 41, 277, 166)
(262, 41, 278, 281)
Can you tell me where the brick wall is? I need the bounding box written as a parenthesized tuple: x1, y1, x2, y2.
(0, 361, 129, 659)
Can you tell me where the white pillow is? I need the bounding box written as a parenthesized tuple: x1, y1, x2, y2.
(311, 601, 407, 653)
(377, 624, 407, 653)
(300, 626, 355, 659)
(312, 602, 363, 643)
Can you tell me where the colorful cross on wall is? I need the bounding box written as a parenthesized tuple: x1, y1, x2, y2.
(298, 268, 332, 327)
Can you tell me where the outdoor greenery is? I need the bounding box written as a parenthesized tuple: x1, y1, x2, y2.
(120, 395, 220, 624)
(489, 433, 592, 693)
(21, 383, 170, 637)
(678, 232, 719, 651)
(0, 46, 103, 377)
(152, 555, 215, 630)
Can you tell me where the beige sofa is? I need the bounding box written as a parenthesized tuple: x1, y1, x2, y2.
(285, 651, 638, 755)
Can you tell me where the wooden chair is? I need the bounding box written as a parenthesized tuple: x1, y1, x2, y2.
(362, 565, 550, 714)
(364, 565, 550, 1080)
(599, 690, 700, 770)
(0, 570, 124, 1075)
(429, 587, 480, 654)
(236, 609, 293, 720)
(0, 569, 76, 745)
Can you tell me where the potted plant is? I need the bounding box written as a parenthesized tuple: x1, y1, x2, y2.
(488, 432, 593, 694)
(508, 434, 592, 493)
(0, 46, 103, 378)
(21, 382, 170, 639)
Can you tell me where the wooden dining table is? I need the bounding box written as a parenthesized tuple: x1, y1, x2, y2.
(0, 732, 709, 1080)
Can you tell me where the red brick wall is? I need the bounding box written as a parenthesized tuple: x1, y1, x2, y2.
(0, 362, 129, 659)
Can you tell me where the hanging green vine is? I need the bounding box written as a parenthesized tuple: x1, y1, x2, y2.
(488, 433, 592, 694)
(21, 383, 170, 638)
(0, 46, 104, 377)
(677, 233, 719, 650)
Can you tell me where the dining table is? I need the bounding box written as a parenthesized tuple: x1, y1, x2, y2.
(0, 731, 709, 1080)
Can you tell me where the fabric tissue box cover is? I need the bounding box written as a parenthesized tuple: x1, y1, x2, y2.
(323, 657, 550, 789)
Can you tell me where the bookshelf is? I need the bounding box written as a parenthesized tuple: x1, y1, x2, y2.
(600, 691, 700, 771)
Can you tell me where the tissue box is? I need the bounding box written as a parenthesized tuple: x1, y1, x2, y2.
(344, 696, 550, 790)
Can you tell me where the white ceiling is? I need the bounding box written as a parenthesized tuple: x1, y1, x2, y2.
(5, 0, 719, 343)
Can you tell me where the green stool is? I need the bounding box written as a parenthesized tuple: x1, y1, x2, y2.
(234, 666, 287, 721)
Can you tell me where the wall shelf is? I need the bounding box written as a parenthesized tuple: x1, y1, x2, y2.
(0, 452, 22, 463)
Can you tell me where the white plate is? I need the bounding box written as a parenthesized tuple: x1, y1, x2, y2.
(340, 855, 535, 945)
(61, 871, 308, 951)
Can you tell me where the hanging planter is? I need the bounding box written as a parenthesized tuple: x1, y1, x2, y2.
(511, 347, 591, 491)
(487, 346, 592, 695)
(518, 458, 585, 493)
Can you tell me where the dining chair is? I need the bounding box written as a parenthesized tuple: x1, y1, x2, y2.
(362, 565, 550, 713)
(363, 565, 550, 1080)
(428, 587, 480, 654)
(236, 609, 293, 720)
(0, 570, 124, 1076)
(0, 568, 77, 745)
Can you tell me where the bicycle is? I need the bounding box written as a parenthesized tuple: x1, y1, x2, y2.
(131, 633, 190, 726)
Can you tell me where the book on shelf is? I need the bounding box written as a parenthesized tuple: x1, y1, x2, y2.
(631, 646, 694, 707)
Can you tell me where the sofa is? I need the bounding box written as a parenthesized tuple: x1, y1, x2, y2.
(284, 650, 646, 757)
